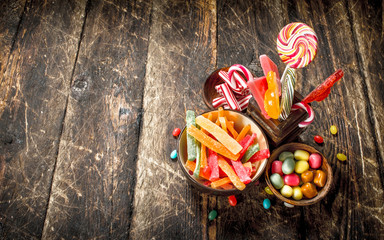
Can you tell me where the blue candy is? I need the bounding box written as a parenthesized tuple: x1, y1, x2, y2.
(263, 199, 271, 209)
(170, 150, 177, 159)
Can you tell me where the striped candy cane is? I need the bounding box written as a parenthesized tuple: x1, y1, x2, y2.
(291, 102, 315, 128)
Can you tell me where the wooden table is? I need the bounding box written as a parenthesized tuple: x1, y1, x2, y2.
(1, 0, 383, 239)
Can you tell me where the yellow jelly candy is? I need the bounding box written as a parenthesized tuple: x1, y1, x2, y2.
(292, 186, 303, 200)
(330, 125, 337, 135)
(295, 160, 309, 174)
(280, 185, 293, 198)
(337, 153, 347, 161)
(265, 186, 273, 195)
(294, 150, 309, 161)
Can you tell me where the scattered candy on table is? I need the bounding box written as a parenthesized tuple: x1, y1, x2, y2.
(208, 210, 217, 220)
(314, 135, 324, 144)
(172, 128, 181, 137)
(228, 195, 237, 206)
(263, 199, 271, 209)
(337, 153, 347, 161)
(330, 125, 338, 135)
(170, 150, 177, 160)
(265, 186, 273, 195)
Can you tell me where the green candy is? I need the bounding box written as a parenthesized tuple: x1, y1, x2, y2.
(282, 157, 295, 175)
(208, 210, 217, 220)
(242, 143, 260, 163)
(186, 110, 197, 161)
(270, 173, 284, 189)
(193, 141, 201, 178)
(279, 151, 294, 161)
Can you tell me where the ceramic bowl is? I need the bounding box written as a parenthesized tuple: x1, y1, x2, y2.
(178, 109, 269, 195)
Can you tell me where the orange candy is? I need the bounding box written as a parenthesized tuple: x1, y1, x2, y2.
(264, 71, 280, 119)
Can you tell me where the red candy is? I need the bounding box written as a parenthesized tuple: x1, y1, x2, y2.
(249, 149, 270, 163)
(283, 173, 300, 186)
(271, 160, 283, 176)
(309, 153, 322, 169)
(314, 135, 324, 144)
(173, 128, 181, 137)
(228, 195, 237, 206)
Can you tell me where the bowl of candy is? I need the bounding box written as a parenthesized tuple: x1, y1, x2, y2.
(177, 108, 270, 195)
(265, 143, 333, 206)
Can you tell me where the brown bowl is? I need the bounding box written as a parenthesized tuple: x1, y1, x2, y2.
(202, 67, 229, 110)
(265, 143, 333, 206)
(178, 109, 269, 195)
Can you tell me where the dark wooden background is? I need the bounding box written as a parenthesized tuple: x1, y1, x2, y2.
(0, 0, 383, 239)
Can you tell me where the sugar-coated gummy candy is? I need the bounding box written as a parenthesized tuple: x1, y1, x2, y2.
(283, 173, 300, 186)
(280, 185, 293, 198)
(301, 170, 314, 183)
(292, 186, 303, 200)
(170, 150, 178, 159)
(337, 153, 347, 161)
(271, 160, 283, 176)
(279, 151, 293, 161)
(330, 125, 337, 135)
(313, 170, 327, 187)
(270, 173, 284, 189)
(282, 158, 295, 175)
(263, 199, 271, 209)
(309, 153, 322, 169)
(228, 195, 237, 206)
(172, 128, 181, 137)
(301, 182, 318, 199)
(284, 202, 295, 208)
(208, 210, 217, 220)
(314, 135, 324, 144)
(294, 150, 309, 161)
(265, 186, 273, 195)
(295, 160, 309, 174)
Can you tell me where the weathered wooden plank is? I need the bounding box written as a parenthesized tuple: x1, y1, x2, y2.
(130, 0, 217, 239)
(0, 0, 86, 239)
(41, 0, 152, 239)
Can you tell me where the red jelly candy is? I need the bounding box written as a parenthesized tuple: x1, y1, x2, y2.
(173, 128, 181, 137)
(314, 135, 324, 144)
(228, 195, 237, 206)
(283, 173, 300, 186)
(249, 149, 270, 163)
(271, 160, 283, 176)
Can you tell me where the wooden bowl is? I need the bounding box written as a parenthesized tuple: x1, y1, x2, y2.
(265, 143, 333, 206)
(202, 67, 229, 110)
(177, 109, 269, 196)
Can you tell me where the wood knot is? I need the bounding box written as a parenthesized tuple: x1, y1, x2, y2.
(71, 74, 90, 99)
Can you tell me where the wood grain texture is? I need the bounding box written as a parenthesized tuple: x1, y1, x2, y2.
(130, 0, 216, 239)
(0, 0, 86, 239)
(41, 0, 152, 239)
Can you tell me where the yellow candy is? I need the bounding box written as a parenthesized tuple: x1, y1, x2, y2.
(292, 186, 303, 200)
(294, 150, 309, 161)
(337, 153, 347, 161)
(264, 71, 280, 119)
(280, 185, 293, 198)
(330, 125, 338, 135)
(265, 186, 274, 195)
(295, 160, 309, 174)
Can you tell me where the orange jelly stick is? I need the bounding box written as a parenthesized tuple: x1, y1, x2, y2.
(219, 117, 228, 133)
(227, 121, 238, 139)
(218, 157, 246, 190)
(210, 177, 231, 188)
(220, 183, 234, 190)
(200, 144, 207, 168)
(187, 125, 239, 160)
(195, 116, 243, 155)
(218, 107, 224, 118)
(236, 124, 251, 142)
(185, 160, 209, 180)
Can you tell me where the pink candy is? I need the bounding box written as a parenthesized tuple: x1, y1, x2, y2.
(309, 153, 322, 169)
(283, 173, 300, 186)
(291, 101, 315, 128)
(271, 160, 283, 176)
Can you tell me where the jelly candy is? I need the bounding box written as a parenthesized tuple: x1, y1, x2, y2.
(294, 160, 309, 174)
(228, 195, 237, 206)
(279, 151, 294, 161)
(172, 128, 181, 137)
(260, 54, 281, 94)
(314, 135, 324, 144)
(265, 186, 274, 195)
(301, 182, 318, 199)
(264, 71, 280, 119)
(294, 150, 309, 161)
(270, 173, 284, 189)
(186, 111, 197, 161)
(330, 125, 337, 135)
(283, 173, 300, 186)
(301, 170, 314, 183)
(284, 202, 295, 208)
(281, 185, 293, 198)
(309, 153, 322, 169)
(292, 186, 303, 200)
(247, 76, 269, 119)
(263, 199, 271, 209)
(313, 170, 327, 187)
(271, 160, 283, 176)
(242, 143, 260, 163)
(170, 150, 177, 159)
(337, 153, 347, 161)
(248, 149, 270, 163)
(208, 210, 218, 220)
(302, 69, 344, 104)
(282, 158, 295, 174)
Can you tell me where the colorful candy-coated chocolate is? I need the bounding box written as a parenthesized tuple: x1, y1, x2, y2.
(313, 170, 327, 187)
(301, 182, 318, 199)
(294, 150, 309, 161)
(280, 185, 293, 198)
(264, 71, 281, 119)
(284, 202, 295, 208)
(330, 125, 337, 135)
(337, 153, 347, 161)
(279, 151, 294, 161)
(172, 128, 181, 137)
(271, 160, 283, 176)
(284, 173, 300, 186)
(228, 195, 237, 206)
(294, 160, 309, 174)
(208, 210, 218, 220)
(263, 199, 271, 209)
(282, 158, 295, 175)
(270, 173, 284, 189)
(170, 150, 178, 159)
(265, 186, 274, 195)
(314, 135, 324, 144)
(292, 186, 303, 200)
(309, 153, 322, 169)
(301, 170, 314, 183)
